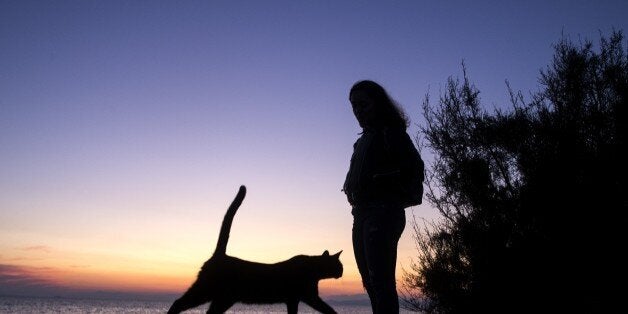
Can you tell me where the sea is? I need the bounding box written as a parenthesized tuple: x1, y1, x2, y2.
(0, 296, 418, 313)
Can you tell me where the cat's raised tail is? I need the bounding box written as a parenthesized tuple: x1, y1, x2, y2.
(213, 185, 246, 257)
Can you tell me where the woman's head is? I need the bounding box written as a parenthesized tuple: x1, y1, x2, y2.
(349, 80, 408, 130)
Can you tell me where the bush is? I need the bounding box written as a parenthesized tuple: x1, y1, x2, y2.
(402, 31, 627, 313)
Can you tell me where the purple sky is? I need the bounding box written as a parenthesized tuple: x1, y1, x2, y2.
(1, 0, 627, 297)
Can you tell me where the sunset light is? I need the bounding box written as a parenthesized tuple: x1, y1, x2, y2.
(1, 1, 626, 312)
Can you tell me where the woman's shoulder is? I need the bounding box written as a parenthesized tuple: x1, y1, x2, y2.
(383, 126, 410, 138)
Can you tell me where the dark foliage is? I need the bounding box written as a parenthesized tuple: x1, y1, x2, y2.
(401, 31, 627, 313)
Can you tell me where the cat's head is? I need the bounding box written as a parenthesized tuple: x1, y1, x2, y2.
(318, 250, 343, 279)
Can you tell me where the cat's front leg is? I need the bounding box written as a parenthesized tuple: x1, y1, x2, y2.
(302, 296, 337, 314)
(287, 300, 299, 314)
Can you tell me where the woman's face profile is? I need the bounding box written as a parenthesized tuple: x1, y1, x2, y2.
(350, 90, 377, 128)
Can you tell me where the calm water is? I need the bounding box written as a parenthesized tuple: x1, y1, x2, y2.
(0, 296, 417, 313)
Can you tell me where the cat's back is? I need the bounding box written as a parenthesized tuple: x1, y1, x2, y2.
(210, 255, 303, 278)
(203, 255, 314, 304)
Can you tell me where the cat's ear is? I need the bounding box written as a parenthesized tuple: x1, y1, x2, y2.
(333, 250, 343, 258)
(323, 250, 330, 257)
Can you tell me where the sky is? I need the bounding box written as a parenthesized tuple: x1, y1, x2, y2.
(1, 0, 627, 300)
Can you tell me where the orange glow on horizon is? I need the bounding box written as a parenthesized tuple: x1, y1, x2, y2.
(0, 261, 366, 296)
(0, 211, 420, 298)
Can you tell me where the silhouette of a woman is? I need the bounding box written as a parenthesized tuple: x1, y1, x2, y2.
(343, 80, 423, 314)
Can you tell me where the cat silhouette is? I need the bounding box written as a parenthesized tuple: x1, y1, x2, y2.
(168, 185, 343, 313)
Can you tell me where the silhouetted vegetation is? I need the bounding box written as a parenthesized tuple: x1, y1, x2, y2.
(402, 31, 627, 313)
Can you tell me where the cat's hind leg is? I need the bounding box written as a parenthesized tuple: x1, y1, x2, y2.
(168, 286, 209, 314)
(206, 299, 235, 314)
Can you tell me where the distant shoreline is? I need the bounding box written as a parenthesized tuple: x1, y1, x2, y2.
(0, 292, 371, 306)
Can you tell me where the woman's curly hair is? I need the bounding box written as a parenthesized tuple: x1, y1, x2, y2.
(350, 80, 409, 129)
